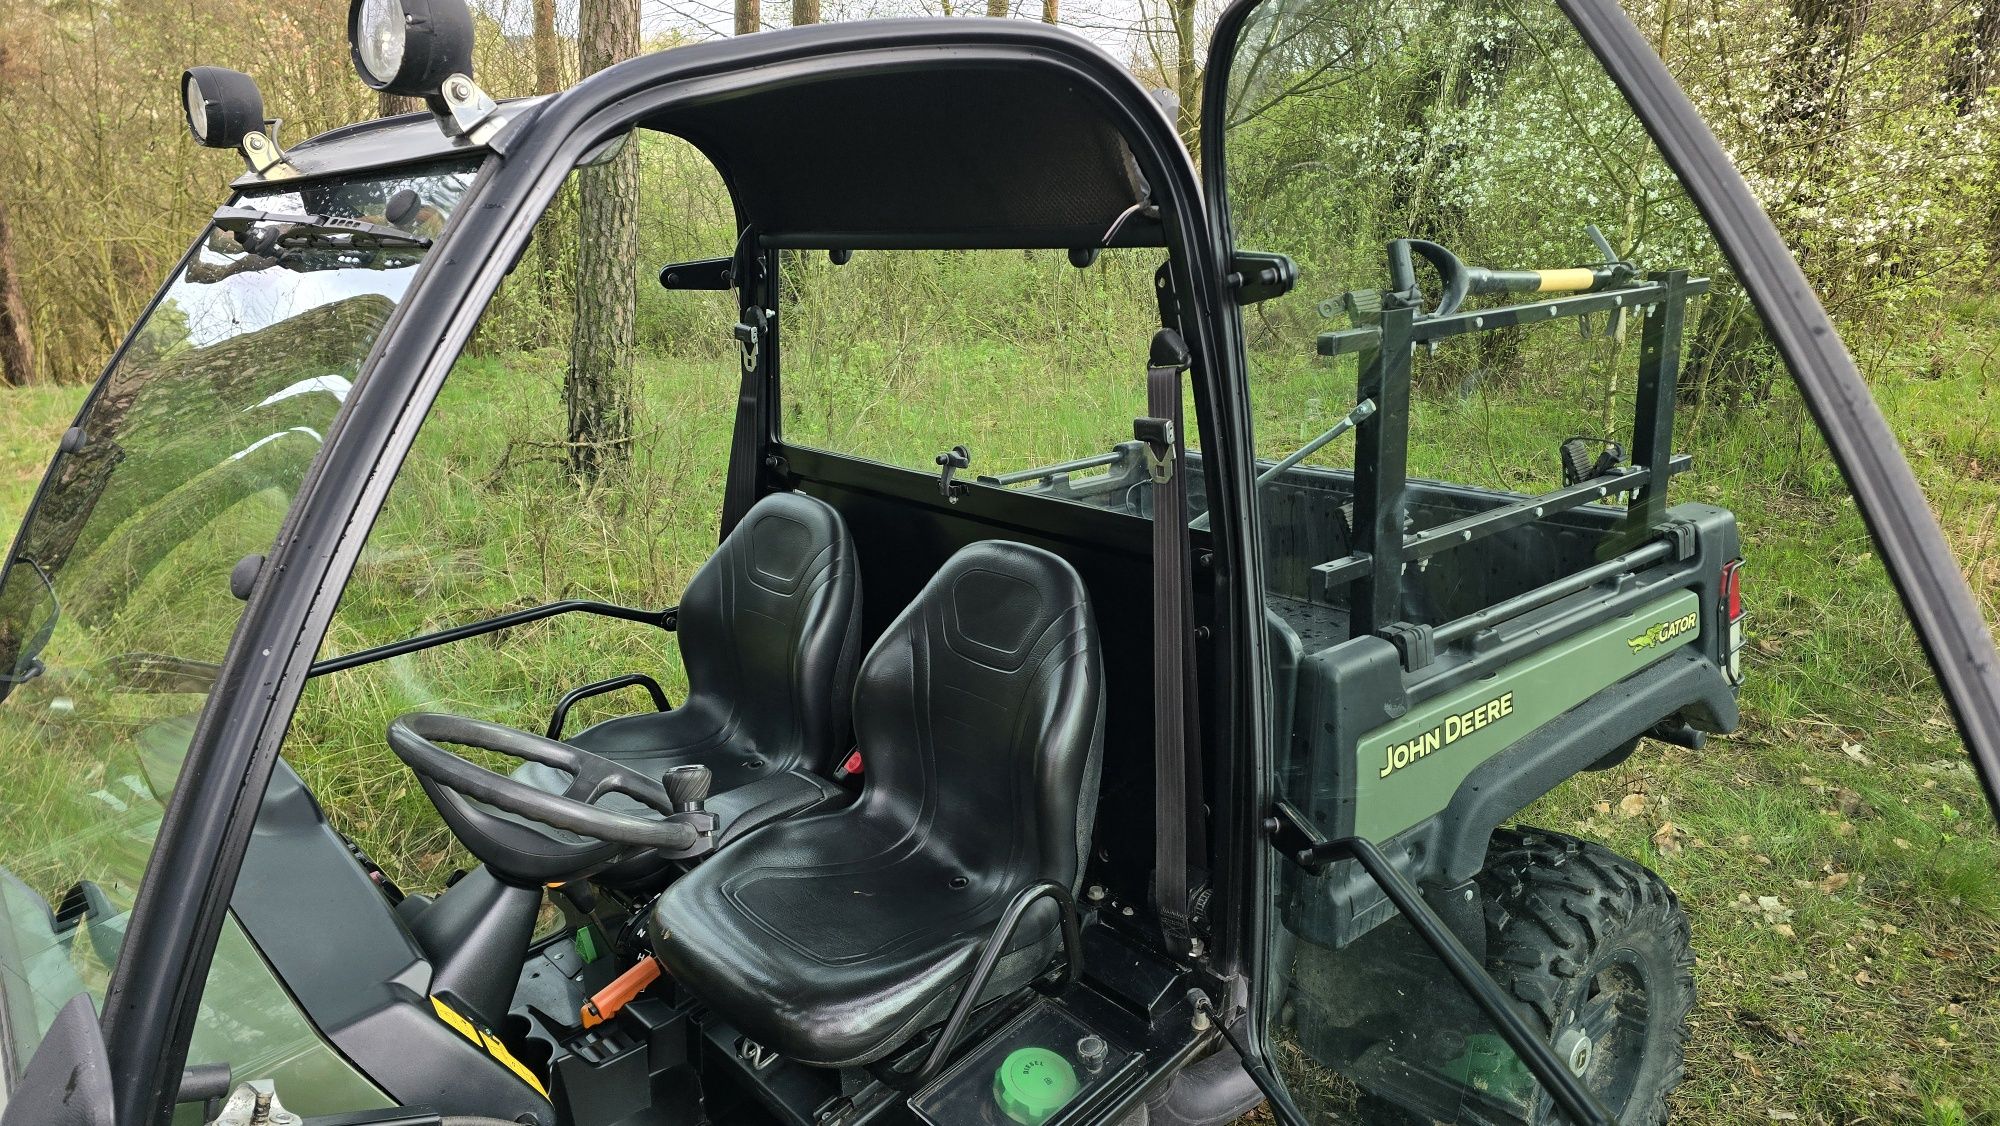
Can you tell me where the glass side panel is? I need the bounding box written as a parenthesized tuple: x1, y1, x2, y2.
(1219, 0, 1998, 1120)
(291, 133, 740, 899)
(0, 159, 478, 1091)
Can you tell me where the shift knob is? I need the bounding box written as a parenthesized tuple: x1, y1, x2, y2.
(663, 764, 712, 812)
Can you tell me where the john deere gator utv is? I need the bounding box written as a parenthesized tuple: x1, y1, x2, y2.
(1, 0, 1996, 1123)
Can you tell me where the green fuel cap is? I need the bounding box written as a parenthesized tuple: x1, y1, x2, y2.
(993, 1046, 1080, 1125)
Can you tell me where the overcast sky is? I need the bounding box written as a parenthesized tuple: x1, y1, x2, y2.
(477, 0, 1212, 73)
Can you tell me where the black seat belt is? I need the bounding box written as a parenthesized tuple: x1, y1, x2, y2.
(719, 233, 767, 539)
(1137, 328, 1202, 959)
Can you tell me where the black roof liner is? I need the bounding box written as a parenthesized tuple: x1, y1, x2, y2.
(654, 63, 1165, 249)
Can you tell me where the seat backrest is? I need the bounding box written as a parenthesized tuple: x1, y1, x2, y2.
(675, 491, 861, 774)
(851, 540, 1104, 892)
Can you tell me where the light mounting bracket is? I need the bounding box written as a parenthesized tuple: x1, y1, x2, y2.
(437, 72, 505, 144)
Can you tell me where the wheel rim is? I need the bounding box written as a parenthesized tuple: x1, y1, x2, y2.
(1558, 952, 1653, 1113)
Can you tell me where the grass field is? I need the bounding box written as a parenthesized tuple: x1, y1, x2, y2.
(0, 282, 1995, 1123)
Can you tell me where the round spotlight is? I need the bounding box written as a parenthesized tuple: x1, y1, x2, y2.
(348, 0, 476, 98)
(181, 67, 265, 149)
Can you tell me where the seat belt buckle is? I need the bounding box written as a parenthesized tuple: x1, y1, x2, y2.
(1134, 416, 1176, 484)
(834, 749, 863, 782)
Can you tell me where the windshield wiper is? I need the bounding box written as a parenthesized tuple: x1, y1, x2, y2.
(210, 206, 433, 250)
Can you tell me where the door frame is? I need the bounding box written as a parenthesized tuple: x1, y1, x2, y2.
(1199, 0, 2000, 1113)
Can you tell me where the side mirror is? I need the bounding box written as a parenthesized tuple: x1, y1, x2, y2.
(0, 994, 115, 1126)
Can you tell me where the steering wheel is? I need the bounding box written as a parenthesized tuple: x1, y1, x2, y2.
(387, 712, 704, 886)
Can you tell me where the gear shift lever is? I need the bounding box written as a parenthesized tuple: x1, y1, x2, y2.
(663, 764, 712, 813)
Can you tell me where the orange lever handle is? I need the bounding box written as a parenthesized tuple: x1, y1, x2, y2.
(580, 955, 663, 1028)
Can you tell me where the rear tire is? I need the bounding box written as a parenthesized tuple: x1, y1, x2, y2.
(1474, 826, 1694, 1126)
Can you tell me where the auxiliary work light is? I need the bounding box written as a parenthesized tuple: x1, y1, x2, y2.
(347, 0, 476, 99)
(181, 67, 265, 150)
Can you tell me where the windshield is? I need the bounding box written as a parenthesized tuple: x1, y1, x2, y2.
(0, 159, 476, 1086)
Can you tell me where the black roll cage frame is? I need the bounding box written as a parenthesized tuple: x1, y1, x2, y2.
(85, 22, 1260, 1126)
(0, 1, 1985, 1122)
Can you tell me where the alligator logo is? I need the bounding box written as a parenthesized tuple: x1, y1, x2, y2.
(1628, 611, 1699, 654)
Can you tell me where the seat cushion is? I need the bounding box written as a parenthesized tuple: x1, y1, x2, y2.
(652, 540, 1101, 1068)
(539, 706, 789, 795)
(651, 809, 1060, 1068)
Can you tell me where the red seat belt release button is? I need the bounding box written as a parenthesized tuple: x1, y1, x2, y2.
(835, 750, 864, 781)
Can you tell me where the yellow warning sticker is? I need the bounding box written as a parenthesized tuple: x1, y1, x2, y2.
(429, 994, 550, 1098)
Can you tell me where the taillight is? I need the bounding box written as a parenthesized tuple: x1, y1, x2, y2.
(1720, 558, 1745, 684)
(1721, 559, 1744, 622)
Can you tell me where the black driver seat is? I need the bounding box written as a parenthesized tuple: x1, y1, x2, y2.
(651, 540, 1103, 1068)
(515, 491, 861, 884)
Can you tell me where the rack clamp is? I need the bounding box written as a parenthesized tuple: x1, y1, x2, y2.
(1377, 621, 1436, 672)
(1660, 518, 1700, 562)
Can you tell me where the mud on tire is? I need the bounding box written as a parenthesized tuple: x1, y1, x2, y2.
(1474, 826, 1695, 1126)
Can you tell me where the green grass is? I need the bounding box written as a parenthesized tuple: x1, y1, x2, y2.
(1, 283, 1996, 1123)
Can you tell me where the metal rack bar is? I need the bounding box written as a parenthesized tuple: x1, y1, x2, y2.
(979, 450, 1124, 487)
(1316, 271, 1703, 648)
(1430, 538, 1674, 647)
(1350, 305, 1414, 638)
(1629, 270, 1690, 531)
(1399, 453, 1692, 567)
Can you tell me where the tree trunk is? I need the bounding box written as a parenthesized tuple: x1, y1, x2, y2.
(988, 0, 1008, 16)
(793, 0, 818, 25)
(533, 0, 566, 315)
(534, 0, 563, 95)
(569, 0, 641, 480)
(378, 91, 425, 117)
(1945, 0, 1999, 111)
(0, 199, 33, 386)
(1041, 0, 1057, 22)
(737, 0, 760, 36)
(1171, 0, 1199, 151)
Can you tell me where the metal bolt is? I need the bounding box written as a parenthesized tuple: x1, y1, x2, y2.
(1086, 884, 1106, 903)
(448, 77, 472, 102)
(1555, 1028, 1593, 1076)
